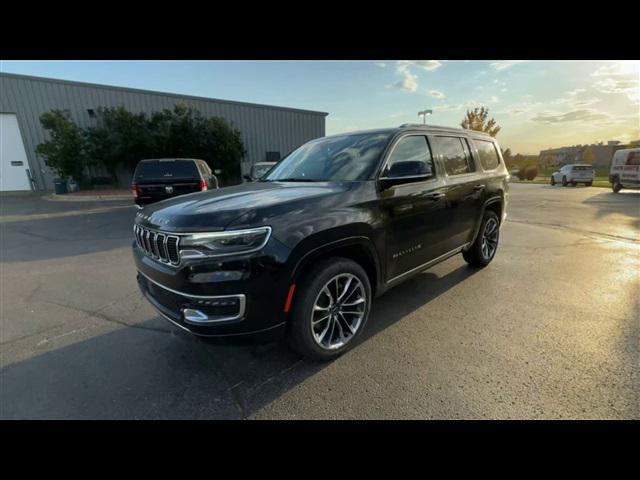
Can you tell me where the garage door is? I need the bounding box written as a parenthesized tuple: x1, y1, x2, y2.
(1, 113, 32, 191)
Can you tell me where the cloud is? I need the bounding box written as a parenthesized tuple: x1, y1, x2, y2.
(411, 60, 443, 71)
(593, 77, 639, 103)
(530, 109, 611, 124)
(429, 90, 445, 99)
(567, 88, 586, 96)
(497, 101, 542, 116)
(386, 60, 444, 92)
(489, 60, 528, 71)
(387, 67, 418, 92)
(590, 62, 638, 77)
(432, 98, 497, 112)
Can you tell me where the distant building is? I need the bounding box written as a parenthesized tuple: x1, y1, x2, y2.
(539, 142, 631, 168)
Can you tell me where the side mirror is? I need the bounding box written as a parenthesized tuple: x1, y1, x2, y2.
(243, 174, 253, 182)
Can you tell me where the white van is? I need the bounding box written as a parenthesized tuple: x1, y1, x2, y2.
(609, 148, 640, 193)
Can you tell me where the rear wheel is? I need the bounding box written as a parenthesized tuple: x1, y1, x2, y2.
(287, 257, 371, 362)
(463, 210, 500, 268)
(585, 182, 593, 187)
(612, 178, 622, 193)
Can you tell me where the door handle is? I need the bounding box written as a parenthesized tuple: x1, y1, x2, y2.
(427, 192, 445, 201)
(473, 184, 486, 191)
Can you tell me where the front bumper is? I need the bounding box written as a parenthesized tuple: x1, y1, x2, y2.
(133, 236, 292, 338)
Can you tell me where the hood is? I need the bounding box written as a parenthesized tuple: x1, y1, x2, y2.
(135, 181, 354, 232)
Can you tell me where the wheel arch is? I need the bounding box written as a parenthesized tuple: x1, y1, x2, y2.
(467, 196, 504, 249)
(289, 235, 382, 298)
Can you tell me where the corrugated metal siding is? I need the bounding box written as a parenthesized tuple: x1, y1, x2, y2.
(0, 73, 327, 191)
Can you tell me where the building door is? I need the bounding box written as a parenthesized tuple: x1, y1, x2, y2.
(1, 113, 32, 191)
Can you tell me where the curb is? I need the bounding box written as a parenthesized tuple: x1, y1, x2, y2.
(43, 193, 132, 202)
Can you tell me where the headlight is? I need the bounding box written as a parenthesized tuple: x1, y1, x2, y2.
(179, 226, 272, 259)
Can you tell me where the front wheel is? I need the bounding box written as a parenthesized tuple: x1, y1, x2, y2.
(463, 210, 500, 268)
(287, 257, 372, 362)
(550, 176, 556, 186)
(562, 176, 568, 186)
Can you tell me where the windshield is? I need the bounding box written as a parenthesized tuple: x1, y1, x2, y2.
(263, 133, 391, 182)
(135, 160, 198, 179)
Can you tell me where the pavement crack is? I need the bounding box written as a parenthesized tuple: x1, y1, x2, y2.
(39, 297, 172, 335)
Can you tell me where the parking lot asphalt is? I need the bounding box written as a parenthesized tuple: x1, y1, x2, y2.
(1, 184, 638, 419)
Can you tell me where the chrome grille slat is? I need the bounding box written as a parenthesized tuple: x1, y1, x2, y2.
(156, 233, 167, 261)
(133, 224, 180, 265)
(149, 231, 158, 257)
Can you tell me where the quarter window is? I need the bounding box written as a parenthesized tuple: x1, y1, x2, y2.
(473, 139, 500, 170)
(434, 136, 476, 175)
(383, 136, 435, 178)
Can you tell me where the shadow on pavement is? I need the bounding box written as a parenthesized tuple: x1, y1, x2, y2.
(0, 263, 478, 419)
(581, 190, 640, 231)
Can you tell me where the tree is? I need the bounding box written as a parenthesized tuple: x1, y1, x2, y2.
(39, 103, 247, 187)
(148, 104, 246, 184)
(35, 110, 89, 181)
(460, 107, 501, 137)
(501, 148, 513, 167)
(85, 106, 153, 178)
(582, 146, 596, 165)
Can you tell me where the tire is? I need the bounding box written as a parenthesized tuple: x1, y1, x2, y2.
(550, 176, 556, 186)
(612, 178, 622, 193)
(463, 210, 500, 268)
(571, 181, 577, 187)
(286, 257, 372, 362)
(585, 182, 592, 187)
(562, 176, 568, 186)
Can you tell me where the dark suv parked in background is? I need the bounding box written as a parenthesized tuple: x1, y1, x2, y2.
(133, 125, 508, 361)
(131, 158, 218, 207)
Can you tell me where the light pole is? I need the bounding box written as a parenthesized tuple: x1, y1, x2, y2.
(418, 109, 433, 124)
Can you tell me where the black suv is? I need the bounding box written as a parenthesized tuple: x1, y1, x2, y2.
(133, 125, 508, 361)
(131, 158, 218, 207)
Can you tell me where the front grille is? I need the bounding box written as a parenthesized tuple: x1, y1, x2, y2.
(134, 224, 180, 265)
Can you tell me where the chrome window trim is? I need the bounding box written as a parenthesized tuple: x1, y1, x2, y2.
(377, 133, 437, 181)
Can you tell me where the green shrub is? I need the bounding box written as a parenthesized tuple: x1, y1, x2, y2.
(525, 165, 538, 180)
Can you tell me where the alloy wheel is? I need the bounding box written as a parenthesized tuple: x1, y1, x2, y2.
(481, 217, 499, 260)
(310, 273, 367, 350)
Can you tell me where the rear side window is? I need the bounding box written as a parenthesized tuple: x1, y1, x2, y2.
(134, 160, 199, 179)
(384, 135, 435, 178)
(572, 166, 591, 171)
(433, 136, 476, 175)
(473, 139, 500, 170)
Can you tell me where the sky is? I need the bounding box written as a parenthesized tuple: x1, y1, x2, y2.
(2, 60, 638, 154)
